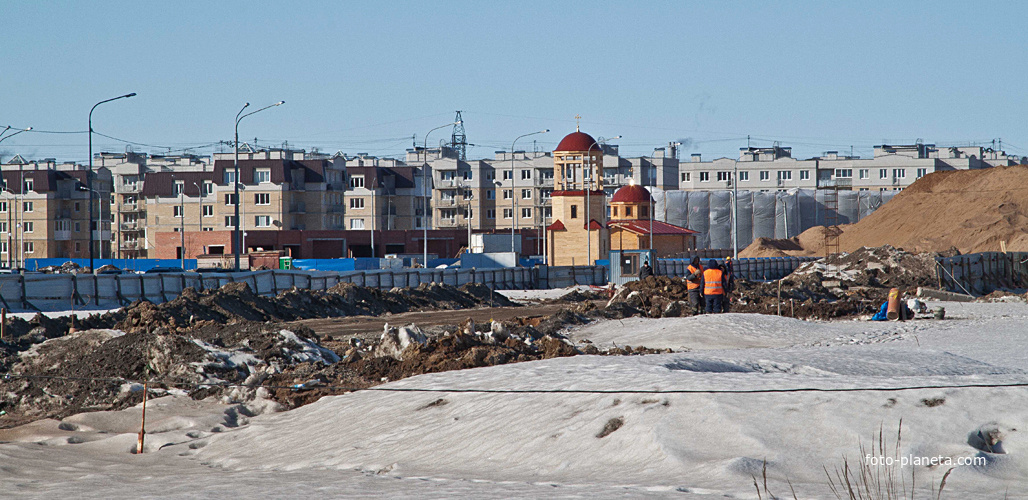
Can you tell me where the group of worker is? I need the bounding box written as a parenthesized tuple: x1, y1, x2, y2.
(686, 256, 734, 314)
(637, 256, 734, 314)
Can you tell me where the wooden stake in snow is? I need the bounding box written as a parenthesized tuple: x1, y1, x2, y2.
(136, 381, 148, 454)
(777, 279, 782, 316)
(1, 307, 5, 342)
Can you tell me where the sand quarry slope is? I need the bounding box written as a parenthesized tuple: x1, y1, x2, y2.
(742, 165, 1028, 257)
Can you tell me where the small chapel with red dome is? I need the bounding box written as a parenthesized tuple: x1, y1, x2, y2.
(546, 128, 696, 265)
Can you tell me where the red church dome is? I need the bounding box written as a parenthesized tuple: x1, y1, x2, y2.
(611, 184, 652, 203)
(555, 131, 601, 152)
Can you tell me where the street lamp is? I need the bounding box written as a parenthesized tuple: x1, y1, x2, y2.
(421, 120, 460, 268)
(0, 126, 33, 147)
(510, 129, 549, 256)
(584, 135, 620, 266)
(234, 101, 284, 271)
(89, 93, 135, 272)
(733, 160, 739, 260)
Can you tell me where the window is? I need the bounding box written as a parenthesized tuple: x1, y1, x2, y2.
(203, 205, 213, 217)
(612, 206, 618, 217)
(462, 189, 473, 200)
(74, 201, 80, 212)
(641, 205, 649, 218)
(681, 172, 690, 182)
(0, 202, 5, 212)
(716, 171, 731, 181)
(350, 218, 365, 229)
(223, 170, 236, 185)
(503, 208, 513, 219)
(859, 169, 869, 179)
(760, 171, 771, 181)
(502, 170, 512, 180)
(522, 208, 532, 218)
(173, 181, 184, 197)
(487, 190, 495, 200)
(23, 201, 32, 212)
(173, 206, 183, 218)
(463, 208, 473, 219)
(893, 168, 906, 179)
(203, 227, 213, 232)
(441, 209, 457, 221)
(75, 222, 81, 232)
(916, 168, 928, 179)
(542, 188, 553, 199)
(224, 216, 237, 228)
(224, 194, 237, 205)
(255, 215, 271, 227)
(202, 181, 214, 196)
(880, 169, 889, 179)
(834, 169, 852, 178)
(486, 209, 496, 219)
(0, 222, 5, 233)
(440, 171, 456, 181)
(739, 171, 749, 181)
(349, 175, 365, 188)
(255, 169, 271, 183)
(521, 189, 532, 199)
(544, 207, 552, 219)
(23, 241, 33, 254)
(777, 170, 792, 181)
(699, 172, 710, 182)
(521, 169, 531, 180)
(625, 206, 633, 217)
(24, 221, 33, 233)
(461, 171, 473, 181)
(23, 179, 33, 192)
(350, 198, 365, 209)
(255, 193, 270, 205)
(799, 170, 809, 180)
(571, 205, 579, 219)
(0, 241, 6, 253)
(503, 189, 512, 200)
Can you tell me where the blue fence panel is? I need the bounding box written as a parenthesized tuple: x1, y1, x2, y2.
(27, 258, 197, 272)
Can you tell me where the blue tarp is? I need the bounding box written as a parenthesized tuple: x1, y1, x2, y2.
(26, 258, 197, 272)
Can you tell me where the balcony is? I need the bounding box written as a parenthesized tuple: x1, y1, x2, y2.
(120, 221, 140, 231)
(437, 218, 458, 227)
(92, 230, 112, 241)
(120, 203, 143, 212)
(54, 230, 71, 241)
(290, 202, 307, 213)
(120, 241, 139, 250)
(437, 198, 457, 207)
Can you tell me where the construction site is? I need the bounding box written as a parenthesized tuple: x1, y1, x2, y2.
(2, 157, 1028, 499)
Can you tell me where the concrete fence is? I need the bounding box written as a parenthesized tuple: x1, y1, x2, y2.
(0, 265, 610, 313)
(658, 256, 819, 282)
(936, 252, 1028, 296)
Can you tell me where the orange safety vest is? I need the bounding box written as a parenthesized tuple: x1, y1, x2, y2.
(687, 265, 703, 290)
(703, 268, 724, 295)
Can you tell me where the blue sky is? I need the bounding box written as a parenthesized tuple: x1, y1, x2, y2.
(1, 1, 1026, 163)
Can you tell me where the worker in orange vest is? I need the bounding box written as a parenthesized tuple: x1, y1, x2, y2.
(686, 256, 704, 313)
(703, 259, 726, 314)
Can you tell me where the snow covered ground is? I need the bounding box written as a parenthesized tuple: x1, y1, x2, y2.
(2, 301, 1027, 498)
(497, 285, 596, 303)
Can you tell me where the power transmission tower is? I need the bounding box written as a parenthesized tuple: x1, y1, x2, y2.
(451, 111, 467, 160)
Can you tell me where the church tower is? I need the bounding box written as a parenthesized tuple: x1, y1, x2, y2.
(546, 128, 609, 266)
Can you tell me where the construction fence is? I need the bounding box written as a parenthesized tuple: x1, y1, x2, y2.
(658, 256, 819, 282)
(651, 188, 898, 250)
(0, 265, 609, 313)
(936, 252, 1028, 296)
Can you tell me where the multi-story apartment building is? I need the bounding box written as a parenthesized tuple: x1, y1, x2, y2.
(679, 143, 1020, 193)
(141, 149, 344, 258)
(0, 156, 112, 267)
(337, 154, 421, 231)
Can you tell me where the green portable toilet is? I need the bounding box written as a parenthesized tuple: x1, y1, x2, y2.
(279, 256, 292, 270)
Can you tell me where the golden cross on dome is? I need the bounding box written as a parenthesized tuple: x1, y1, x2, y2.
(574, 114, 581, 131)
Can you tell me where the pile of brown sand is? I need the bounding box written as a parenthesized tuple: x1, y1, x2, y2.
(742, 166, 1028, 256)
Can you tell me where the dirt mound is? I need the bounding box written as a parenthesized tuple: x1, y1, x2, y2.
(744, 167, 1028, 255)
(791, 245, 940, 289)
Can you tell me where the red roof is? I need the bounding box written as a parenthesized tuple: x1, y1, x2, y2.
(609, 220, 698, 236)
(610, 184, 652, 203)
(555, 131, 601, 152)
(588, 219, 604, 230)
(547, 220, 566, 231)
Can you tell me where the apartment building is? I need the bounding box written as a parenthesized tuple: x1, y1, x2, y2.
(0, 156, 112, 266)
(141, 150, 344, 258)
(678, 143, 1020, 192)
(337, 154, 421, 231)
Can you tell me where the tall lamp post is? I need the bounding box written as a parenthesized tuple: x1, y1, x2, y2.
(421, 121, 460, 268)
(89, 94, 135, 272)
(233, 101, 284, 271)
(510, 130, 549, 256)
(733, 160, 739, 260)
(584, 135, 620, 266)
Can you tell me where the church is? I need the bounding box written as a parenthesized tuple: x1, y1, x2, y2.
(546, 128, 697, 266)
